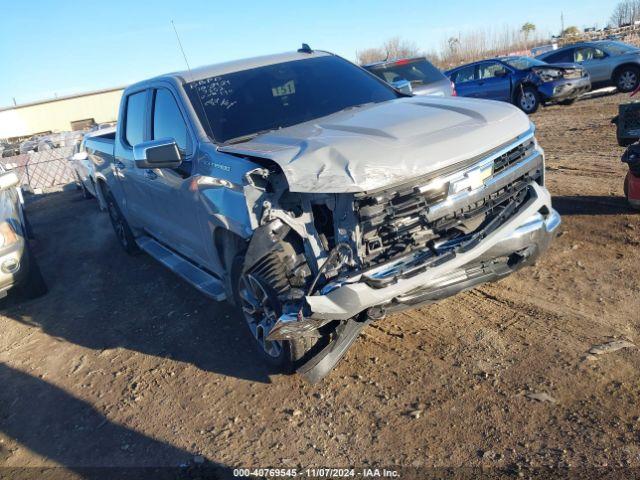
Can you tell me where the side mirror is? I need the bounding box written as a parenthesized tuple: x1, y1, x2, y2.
(494, 69, 508, 78)
(391, 78, 413, 95)
(0, 171, 20, 191)
(72, 151, 88, 161)
(133, 139, 182, 169)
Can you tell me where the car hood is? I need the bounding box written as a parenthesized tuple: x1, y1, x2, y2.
(219, 96, 531, 193)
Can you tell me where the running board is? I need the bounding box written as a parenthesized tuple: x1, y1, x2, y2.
(136, 236, 226, 301)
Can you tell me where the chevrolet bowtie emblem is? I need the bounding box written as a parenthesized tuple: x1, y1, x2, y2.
(450, 163, 494, 194)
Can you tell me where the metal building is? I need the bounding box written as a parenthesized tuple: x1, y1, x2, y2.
(0, 87, 124, 140)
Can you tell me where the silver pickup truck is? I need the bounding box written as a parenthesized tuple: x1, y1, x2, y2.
(85, 47, 560, 382)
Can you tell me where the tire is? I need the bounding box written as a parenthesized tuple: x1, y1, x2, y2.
(516, 86, 539, 114)
(231, 251, 315, 372)
(18, 248, 47, 299)
(558, 98, 576, 106)
(80, 180, 91, 199)
(105, 190, 139, 255)
(624, 174, 629, 199)
(615, 66, 640, 93)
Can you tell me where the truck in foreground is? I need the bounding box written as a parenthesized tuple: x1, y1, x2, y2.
(85, 47, 560, 382)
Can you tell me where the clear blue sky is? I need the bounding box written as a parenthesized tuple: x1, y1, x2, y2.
(1, 0, 616, 107)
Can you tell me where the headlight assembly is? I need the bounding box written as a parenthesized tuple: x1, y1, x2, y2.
(532, 68, 562, 82)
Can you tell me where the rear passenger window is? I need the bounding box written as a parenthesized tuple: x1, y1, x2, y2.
(452, 66, 476, 84)
(124, 91, 146, 147)
(152, 89, 191, 157)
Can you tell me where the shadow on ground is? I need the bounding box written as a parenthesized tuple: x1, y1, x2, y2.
(553, 195, 636, 216)
(0, 363, 232, 478)
(1, 189, 275, 384)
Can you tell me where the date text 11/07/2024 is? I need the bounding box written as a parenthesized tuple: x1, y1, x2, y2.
(232, 468, 401, 477)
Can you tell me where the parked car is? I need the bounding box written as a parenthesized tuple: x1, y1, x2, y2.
(19, 136, 41, 154)
(622, 143, 640, 209)
(86, 47, 559, 382)
(536, 41, 640, 92)
(363, 57, 455, 96)
(0, 166, 47, 299)
(69, 127, 115, 207)
(445, 56, 591, 113)
(1, 141, 21, 158)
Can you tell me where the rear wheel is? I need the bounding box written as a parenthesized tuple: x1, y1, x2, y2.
(615, 66, 640, 93)
(516, 86, 539, 114)
(105, 191, 139, 255)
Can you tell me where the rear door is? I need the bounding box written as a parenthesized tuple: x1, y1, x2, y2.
(142, 86, 209, 264)
(450, 65, 478, 98)
(474, 61, 512, 102)
(113, 89, 157, 229)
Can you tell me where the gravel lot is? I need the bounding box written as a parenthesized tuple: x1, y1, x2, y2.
(0, 91, 639, 477)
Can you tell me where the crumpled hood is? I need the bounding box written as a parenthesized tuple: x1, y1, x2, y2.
(219, 96, 531, 193)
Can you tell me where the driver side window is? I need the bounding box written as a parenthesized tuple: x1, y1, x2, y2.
(478, 62, 506, 79)
(152, 88, 192, 158)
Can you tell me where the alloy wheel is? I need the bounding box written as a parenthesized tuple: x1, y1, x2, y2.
(619, 71, 638, 91)
(107, 200, 127, 247)
(238, 273, 283, 358)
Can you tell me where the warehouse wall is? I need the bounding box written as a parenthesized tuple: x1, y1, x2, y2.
(0, 88, 123, 139)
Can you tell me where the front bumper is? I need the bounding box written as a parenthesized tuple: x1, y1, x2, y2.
(268, 182, 559, 339)
(539, 76, 591, 102)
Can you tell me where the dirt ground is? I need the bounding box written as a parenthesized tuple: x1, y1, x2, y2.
(0, 91, 639, 477)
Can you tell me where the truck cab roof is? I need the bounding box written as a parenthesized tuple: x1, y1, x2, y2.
(126, 50, 333, 93)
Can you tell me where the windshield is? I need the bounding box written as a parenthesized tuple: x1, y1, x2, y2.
(501, 57, 548, 70)
(367, 59, 445, 86)
(186, 55, 398, 144)
(601, 41, 639, 56)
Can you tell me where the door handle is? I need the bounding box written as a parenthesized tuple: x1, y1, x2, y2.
(114, 160, 126, 170)
(144, 169, 158, 180)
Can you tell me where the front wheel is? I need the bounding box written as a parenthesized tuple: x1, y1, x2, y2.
(105, 191, 139, 255)
(616, 66, 640, 93)
(516, 86, 539, 114)
(558, 98, 576, 106)
(232, 252, 315, 372)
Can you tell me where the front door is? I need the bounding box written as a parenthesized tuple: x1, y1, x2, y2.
(475, 62, 512, 102)
(142, 87, 209, 265)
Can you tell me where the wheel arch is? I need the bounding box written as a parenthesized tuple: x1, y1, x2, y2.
(612, 62, 640, 81)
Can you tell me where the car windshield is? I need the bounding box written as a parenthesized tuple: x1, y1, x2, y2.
(185, 55, 399, 144)
(367, 59, 445, 86)
(601, 41, 639, 56)
(501, 57, 548, 70)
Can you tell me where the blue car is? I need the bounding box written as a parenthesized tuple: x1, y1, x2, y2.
(445, 56, 591, 114)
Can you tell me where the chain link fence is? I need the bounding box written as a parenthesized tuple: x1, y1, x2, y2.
(0, 147, 76, 193)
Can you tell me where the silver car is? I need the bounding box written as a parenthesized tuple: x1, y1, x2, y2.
(537, 40, 640, 92)
(0, 166, 46, 299)
(363, 57, 455, 96)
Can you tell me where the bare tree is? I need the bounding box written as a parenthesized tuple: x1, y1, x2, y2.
(382, 37, 422, 60)
(610, 0, 640, 27)
(356, 47, 386, 65)
(356, 37, 422, 65)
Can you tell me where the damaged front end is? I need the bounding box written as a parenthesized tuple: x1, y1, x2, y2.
(238, 126, 559, 381)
